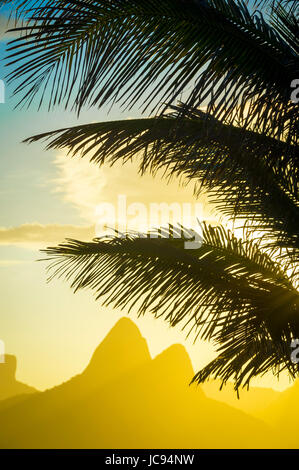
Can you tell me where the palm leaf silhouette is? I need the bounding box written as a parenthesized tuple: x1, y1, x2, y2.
(42, 223, 299, 390)
(5, 1, 298, 141)
(5, 0, 299, 389)
(25, 104, 299, 258)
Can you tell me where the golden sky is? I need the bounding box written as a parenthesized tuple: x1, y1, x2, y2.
(0, 144, 292, 391)
(0, 25, 293, 393)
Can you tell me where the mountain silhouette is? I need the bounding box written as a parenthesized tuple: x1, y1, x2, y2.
(255, 379, 299, 447)
(84, 317, 151, 382)
(202, 380, 280, 416)
(0, 318, 280, 448)
(0, 355, 37, 401)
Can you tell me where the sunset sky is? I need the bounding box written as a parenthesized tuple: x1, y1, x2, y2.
(0, 7, 292, 392)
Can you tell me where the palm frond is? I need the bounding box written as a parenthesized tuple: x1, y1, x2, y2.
(41, 223, 299, 389)
(270, 3, 299, 54)
(25, 106, 299, 257)
(252, 0, 298, 13)
(5, 0, 298, 142)
(5, 0, 299, 391)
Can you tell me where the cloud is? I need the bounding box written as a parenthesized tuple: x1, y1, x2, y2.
(52, 152, 216, 219)
(51, 151, 221, 237)
(52, 153, 108, 223)
(0, 223, 96, 248)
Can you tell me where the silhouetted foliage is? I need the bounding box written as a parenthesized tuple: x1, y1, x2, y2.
(5, 0, 299, 390)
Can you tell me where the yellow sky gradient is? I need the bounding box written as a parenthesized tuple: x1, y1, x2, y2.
(0, 149, 293, 392)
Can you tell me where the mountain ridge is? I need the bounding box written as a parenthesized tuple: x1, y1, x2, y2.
(0, 354, 37, 401)
(0, 317, 281, 448)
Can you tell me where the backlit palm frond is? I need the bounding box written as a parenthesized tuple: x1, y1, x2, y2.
(193, 334, 297, 392)
(252, 0, 298, 14)
(25, 107, 299, 257)
(5, 0, 298, 141)
(41, 223, 299, 389)
(270, 3, 299, 55)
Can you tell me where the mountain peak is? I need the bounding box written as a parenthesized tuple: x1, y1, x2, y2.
(152, 344, 194, 383)
(107, 317, 142, 337)
(91, 317, 150, 356)
(0, 355, 17, 381)
(83, 317, 151, 383)
(0, 355, 37, 401)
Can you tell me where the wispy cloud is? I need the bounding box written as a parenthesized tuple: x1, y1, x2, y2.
(51, 152, 216, 225)
(0, 223, 95, 248)
(52, 153, 108, 223)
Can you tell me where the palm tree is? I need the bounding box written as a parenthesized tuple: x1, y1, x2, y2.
(5, 0, 299, 391)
